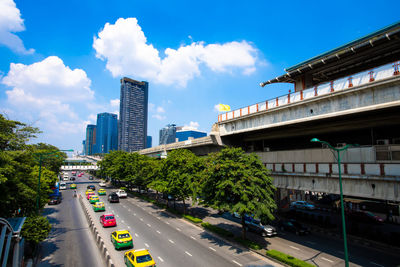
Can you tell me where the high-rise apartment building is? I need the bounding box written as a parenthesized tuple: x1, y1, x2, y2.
(85, 124, 96, 155)
(95, 112, 118, 154)
(159, 124, 176, 145)
(119, 77, 148, 152)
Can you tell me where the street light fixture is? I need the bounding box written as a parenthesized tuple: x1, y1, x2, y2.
(310, 138, 358, 267)
(34, 149, 73, 214)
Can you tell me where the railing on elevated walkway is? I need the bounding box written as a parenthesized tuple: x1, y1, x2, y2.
(218, 61, 400, 122)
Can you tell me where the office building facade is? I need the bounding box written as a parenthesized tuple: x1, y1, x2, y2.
(95, 112, 118, 154)
(85, 124, 96, 155)
(119, 77, 148, 152)
(176, 129, 207, 142)
(146, 136, 152, 148)
(159, 124, 176, 145)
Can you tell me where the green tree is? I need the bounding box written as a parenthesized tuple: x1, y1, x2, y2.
(201, 147, 276, 238)
(161, 149, 203, 214)
(21, 216, 51, 244)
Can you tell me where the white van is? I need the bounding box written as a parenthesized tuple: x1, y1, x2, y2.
(63, 174, 69, 181)
(60, 182, 67, 190)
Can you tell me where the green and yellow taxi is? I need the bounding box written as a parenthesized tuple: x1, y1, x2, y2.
(70, 184, 77, 189)
(85, 189, 94, 196)
(124, 249, 156, 267)
(93, 201, 105, 212)
(111, 230, 133, 250)
(89, 195, 100, 204)
(98, 189, 107, 195)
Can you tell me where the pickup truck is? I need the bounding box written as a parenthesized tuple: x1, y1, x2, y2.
(115, 189, 127, 198)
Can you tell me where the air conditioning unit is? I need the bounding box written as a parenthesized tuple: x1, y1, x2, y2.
(263, 147, 270, 152)
(336, 143, 347, 148)
(376, 139, 389, 145)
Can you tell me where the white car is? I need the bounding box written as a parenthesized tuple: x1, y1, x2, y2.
(59, 182, 67, 190)
(99, 181, 106, 187)
(115, 189, 127, 198)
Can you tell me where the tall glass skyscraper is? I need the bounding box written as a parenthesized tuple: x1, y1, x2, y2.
(85, 124, 96, 155)
(119, 77, 148, 152)
(95, 112, 118, 154)
(159, 124, 176, 145)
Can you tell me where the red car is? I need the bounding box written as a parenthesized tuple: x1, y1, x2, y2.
(87, 192, 95, 200)
(100, 214, 117, 227)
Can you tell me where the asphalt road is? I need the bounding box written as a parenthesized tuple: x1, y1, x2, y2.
(78, 175, 279, 267)
(38, 172, 105, 267)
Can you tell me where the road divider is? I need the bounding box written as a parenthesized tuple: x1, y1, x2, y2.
(78, 194, 115, 267)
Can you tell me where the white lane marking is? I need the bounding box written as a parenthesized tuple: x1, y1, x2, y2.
(306, 241, 316, 245)
(111, 210, 115, 213)
(147, 223, 151, 227)
(135, 233, 139, 237)
(133, 213, 136, 216)
(289, 245, 300, 250)
(145, 243, 149, 247)
(190, 236, 196, 240)
(209, 247, 216, 251)
(232, 260, 242, 266)
(157, 217, 161, 220)
(168, 239, 174, 244)
(165, 222, 170, 225)
(128, 226, 131, 229)
(176, 227, 181, 231)
(156, 230, 161, 234)
(116, 214, 120, 218)
(128, 209, 131, 212)
(321, 257, 334, 263)
(370, 262, 384, 267)
(157, 256, 164, 262)
(121, 220, 125, 223)
(185, 251, 192, 257)
(140, 218, 143, 221)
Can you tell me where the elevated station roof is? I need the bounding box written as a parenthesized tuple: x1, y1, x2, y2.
(261, 22, 400, 87)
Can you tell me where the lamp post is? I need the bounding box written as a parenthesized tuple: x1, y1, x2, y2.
(310, 138, 358, 267)
(34, 149, 73, 214)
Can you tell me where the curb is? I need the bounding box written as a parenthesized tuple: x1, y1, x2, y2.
(78, 195, 115, 267)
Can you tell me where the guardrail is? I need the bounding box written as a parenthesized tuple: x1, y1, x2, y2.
(218, 61, 400, 122)
(266, 162, 400, 177)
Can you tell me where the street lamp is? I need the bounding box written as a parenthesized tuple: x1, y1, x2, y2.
(310, 138, 358, 267)
(34, 149, 73, 214)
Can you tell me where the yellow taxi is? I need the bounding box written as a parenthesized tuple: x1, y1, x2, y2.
(110, 230, 133, 250)
(89, 195, 100, 204)
(85, 189, 94, 196)
(98, 189, 107, 195)
(93, 201, 105, 212)
(124, 249, 156, 267)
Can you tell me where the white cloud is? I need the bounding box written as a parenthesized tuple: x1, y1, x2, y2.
(214, 104, 220, 112)
(0, 0, 34, 54)
(1, 56, 94, 147)
(110, 98, 120, 107)
(156, 106, 165, 113)
(181, 121, 200, 131)
(93, 17, 260, 87)
(152, 114, 166, 121)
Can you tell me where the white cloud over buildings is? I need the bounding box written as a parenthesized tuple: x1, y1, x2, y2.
(93, 17, 260, 87)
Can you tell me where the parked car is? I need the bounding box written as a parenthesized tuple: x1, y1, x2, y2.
(290, 201, 315, 210)
(244, 215, 277, 237)
(108, 193, 120, 203)
(49, 196, 62, 205)
(116, 189, 127, 198)
(100, 214, 116, 227)
(347, 210, 384, 224)
(278, 219, 310, 235)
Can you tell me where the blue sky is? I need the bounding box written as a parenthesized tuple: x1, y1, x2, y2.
(0, 0, 398, 153)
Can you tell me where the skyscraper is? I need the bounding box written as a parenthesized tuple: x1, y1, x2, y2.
(146, 136, 152, 148)
(119, 77, 148, 152)
(85, 124, 96, 155)
(95, 112, 118, 154)
(159, 124, 176, 145)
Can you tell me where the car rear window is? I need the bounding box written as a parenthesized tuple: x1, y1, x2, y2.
(136, 254, 152, 263)
(105, 216, 114, 220)
(118, 233, 130, 239)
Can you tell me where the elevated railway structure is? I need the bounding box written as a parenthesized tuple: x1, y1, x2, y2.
(140, 22, 400, 204)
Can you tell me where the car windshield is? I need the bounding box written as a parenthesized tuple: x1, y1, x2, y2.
(136, 254, 152, 263)
(105, 216, 114, 220)
(366, 212, 375, 217)
(118, 233, 130, 239)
